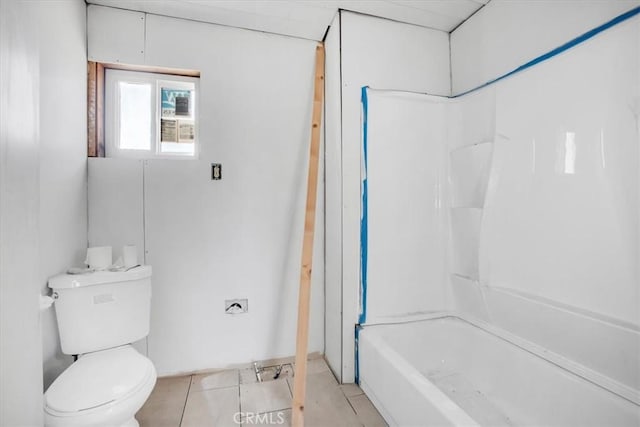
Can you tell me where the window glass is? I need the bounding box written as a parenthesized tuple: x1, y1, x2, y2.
(119, 82, 151, 150)
(159, 86, 195, 155)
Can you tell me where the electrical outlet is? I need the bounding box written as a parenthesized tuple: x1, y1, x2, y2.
(211, 163, 222, 180)
(225, 298, 248, 314)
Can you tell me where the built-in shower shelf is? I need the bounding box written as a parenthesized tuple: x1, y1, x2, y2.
(450, 207, 483, 280)
(450, 142, 493, 209)
(450, 206, 484, 210)
(449, 138, 493, 281)
(449, 139, 494, 153)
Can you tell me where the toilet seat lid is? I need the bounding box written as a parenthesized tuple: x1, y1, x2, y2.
(45, 345, 154, 413)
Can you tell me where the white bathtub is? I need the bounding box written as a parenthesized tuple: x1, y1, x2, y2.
(358, 315, 640, 427)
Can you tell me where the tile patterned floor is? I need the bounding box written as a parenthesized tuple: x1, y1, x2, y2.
(136, 358, 387, 427)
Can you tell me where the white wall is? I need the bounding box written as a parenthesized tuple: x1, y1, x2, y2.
(88, 159, 144, 270)
(451, 0, 640, 94)
(328, 10, 451, 382)
(324, 12, 343, 381)
(1, 0, 87, 423)
(88, 6, 324, 376)
(88, 157, 147, 356)
(0, 2, 43, 424)
(38, 0, 88, 389)
(88, 5, 145, 64)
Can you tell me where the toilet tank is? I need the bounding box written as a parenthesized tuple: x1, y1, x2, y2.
(48, 266, 152, 355)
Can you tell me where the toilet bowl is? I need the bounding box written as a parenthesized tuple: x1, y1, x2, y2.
(44, 345, 156, 427)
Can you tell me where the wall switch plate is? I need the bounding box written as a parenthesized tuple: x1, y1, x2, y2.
(211, 163, 222, 180)
(225, 298, 247, 314)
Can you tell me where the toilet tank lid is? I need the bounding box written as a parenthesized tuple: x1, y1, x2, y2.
(48, 265, 152, 289)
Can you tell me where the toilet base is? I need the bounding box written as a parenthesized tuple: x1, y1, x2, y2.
(122, 418, 140, 427)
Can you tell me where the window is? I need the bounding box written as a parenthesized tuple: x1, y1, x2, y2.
(105, 69, 199, 158)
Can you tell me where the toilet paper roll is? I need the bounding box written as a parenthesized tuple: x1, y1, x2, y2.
(123, 245, 138, 268)
(85, 246, 112, 271)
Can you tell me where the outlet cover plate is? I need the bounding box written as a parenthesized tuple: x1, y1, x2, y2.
(225, 298, 248, 314)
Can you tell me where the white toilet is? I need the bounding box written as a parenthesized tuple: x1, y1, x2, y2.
(44, 266, 157, 427)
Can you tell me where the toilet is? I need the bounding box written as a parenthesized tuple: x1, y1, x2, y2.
(44, 266, 157, 427)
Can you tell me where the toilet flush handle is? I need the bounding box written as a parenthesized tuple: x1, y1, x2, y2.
(39, 292, 58, 311)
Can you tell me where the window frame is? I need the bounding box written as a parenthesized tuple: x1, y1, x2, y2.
(87, 61, 200, 159)
(104, 69, 200, 160)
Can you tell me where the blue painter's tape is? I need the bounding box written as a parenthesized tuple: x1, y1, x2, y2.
(354, 325, 362, 385)
(356, 87, 369, 386)
(454, 6, 640, 97)
(359, 86, 369, 326)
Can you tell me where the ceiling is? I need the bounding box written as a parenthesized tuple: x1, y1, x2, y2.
(86, 0, 489, 41)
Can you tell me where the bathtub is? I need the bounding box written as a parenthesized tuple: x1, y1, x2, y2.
(358, 315, 640, 427)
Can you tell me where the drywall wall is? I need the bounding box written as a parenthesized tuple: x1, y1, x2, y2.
(450, 0, 639, 94)
(87, 6, 324, 375)
(88, 159, 144, 268)
(88, 5, 145, 64)
(88, 158, 147, 357)
(1, 0, 87, 421)
(0, 2, 43, 424)
(363, 90, 448, 323)
(38, 0, 88, 389)
(333, 11, 450, 382)
(324, 12, 342, 381)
